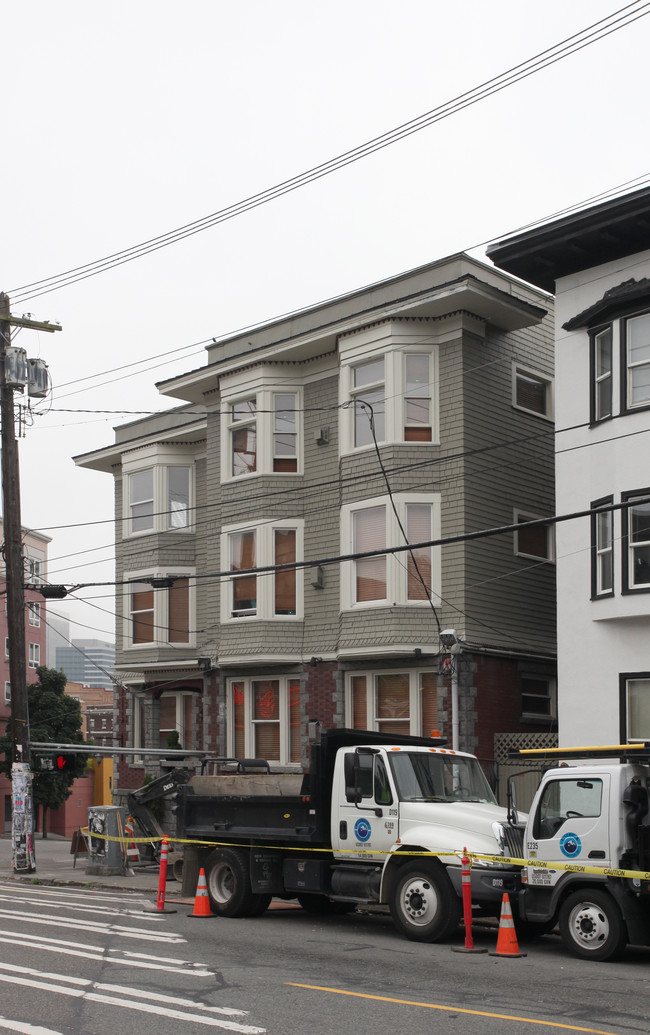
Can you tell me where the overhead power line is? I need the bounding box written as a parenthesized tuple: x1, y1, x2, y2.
(9, 2, 650, 306)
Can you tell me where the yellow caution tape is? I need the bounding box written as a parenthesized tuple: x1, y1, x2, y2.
(80, 829, 650, 881)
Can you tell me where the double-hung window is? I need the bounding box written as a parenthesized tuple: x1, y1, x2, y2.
(342, 494, 440, 609)
(222, 521, 303, 621)
(591, 327, 613, 422)
(221, 377, 303, 480)
(620, 673, 650, 741)
(622, 490, 650, 591)
(230, 677, 301, 764)
(4, 682, 10, 703)
(230, 399, 257, 477)
(591, 496, 614, 597)
(340, 337, 438, 453)
(124, 457, 194, 536)
(28, 601, 41, 627)
(125, 570, 194, 647)
(623, 311, 650, 411)
(513, 365, 554, 419)
(273, 395, 298, 472)
(28, 643, 40, 668)
(347, 671, 438, 737)
(133, 690, 194, 752)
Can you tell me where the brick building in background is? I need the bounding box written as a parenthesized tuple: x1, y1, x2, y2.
(0, 521, 50, 830)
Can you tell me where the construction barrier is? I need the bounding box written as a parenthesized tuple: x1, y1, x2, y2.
(451, 847, 487, 955)
(190, 868, 213, 918)
(489, 893, 526, 958)
(124, 815, 140, 866)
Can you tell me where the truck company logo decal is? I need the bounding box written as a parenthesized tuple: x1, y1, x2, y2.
(559, 832, 582, 858)
(354, 818, 372, 842)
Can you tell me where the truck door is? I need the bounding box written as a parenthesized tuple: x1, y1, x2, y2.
(525, 774, 610, 889)
(333, 750, 399, 862)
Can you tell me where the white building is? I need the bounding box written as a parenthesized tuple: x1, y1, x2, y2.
(489, 187, 650, 745)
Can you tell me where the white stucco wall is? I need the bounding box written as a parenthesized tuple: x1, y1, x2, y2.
(554, 248, 650, 745)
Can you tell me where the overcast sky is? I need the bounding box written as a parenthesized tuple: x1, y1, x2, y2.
(2, 0, 649, 642)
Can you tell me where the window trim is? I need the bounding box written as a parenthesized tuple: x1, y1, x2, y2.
(28, 601, 41, 627)
(28, 642, 40, 669)
(344, 669, 438, 737)
(220, 519, 304, 623)
(122, 458, 194, 538)
(340, 344, 439, 455)
(122, 567, 196, 649)
(512, 363, 554, 421)
(340, 493, 441, 611)
(621, 488, 650, 595)
(513, 509, 555, 563)
(220, 380, 304, 483)
(589, 324, 614, 424)
(621, 308, 650, 415)
(4, 682, 10, 704)
(227, 675, 302, 766)
(619, 671, 650, 742)
(590, 496, 615, 599)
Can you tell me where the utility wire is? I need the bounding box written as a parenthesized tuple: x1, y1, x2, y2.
(8, 2, 650, 305)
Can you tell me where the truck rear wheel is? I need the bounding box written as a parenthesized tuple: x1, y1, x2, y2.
(205, 847, 271, 918)
(390, 860, 461, 942)
(558, 889, 627, 961)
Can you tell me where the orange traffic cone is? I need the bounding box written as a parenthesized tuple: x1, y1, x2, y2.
(489, 893, 526, 958)
(189, 868, 213, 918)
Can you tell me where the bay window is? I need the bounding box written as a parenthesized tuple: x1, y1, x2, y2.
(222, 520, 303, 621)
(125, 569, 195, 647)
(620, 673, 650, 741)
(347, 670, 438, 737)
(623, 491, 650, 591)
(220, 374, 303, 481)
(230, 677, 301, 764)
(124, 455, 194, 536)
(591, 496, 614, 597)
(342, 493, 440, 609)
(624, 311, 650, 410)
(591, 327, 613, 422)
(341, 345, 437, 453)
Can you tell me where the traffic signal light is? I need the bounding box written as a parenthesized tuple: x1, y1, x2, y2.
(33, 753, 76, 773)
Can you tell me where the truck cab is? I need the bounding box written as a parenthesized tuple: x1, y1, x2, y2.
(514, 743, 650, 961)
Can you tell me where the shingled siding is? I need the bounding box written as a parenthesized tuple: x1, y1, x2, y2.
(462, 317, 556, 655)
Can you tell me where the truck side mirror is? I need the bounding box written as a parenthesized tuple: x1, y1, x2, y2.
(344, 753, 362, 803)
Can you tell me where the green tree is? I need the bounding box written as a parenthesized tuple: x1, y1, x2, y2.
(0, 665, 88, 837)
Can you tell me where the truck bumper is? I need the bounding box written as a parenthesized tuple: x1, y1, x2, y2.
(447, 863, 521, 905)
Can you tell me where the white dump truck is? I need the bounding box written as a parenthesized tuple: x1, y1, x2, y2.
(172, 728, 524, 942)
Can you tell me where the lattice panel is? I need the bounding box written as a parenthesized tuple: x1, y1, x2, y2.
(493, 731, 558, 765)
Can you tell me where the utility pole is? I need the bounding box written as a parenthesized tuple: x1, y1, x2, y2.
(0, 293, 61, 871)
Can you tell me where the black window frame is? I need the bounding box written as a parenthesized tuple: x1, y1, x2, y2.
(621, 487, 650, 595)
(620, 306, 650, 416)
(590, 495, 614, 600)
(589, 323, 613, 425)
(619, 671, 650, 742)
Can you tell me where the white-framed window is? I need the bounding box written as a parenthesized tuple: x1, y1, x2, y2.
(341, 494, 440, 609)
(133, 690, 194, 751)
(123, 569, 196, 648)
(340, 343, 438, 453)
(28, 601, 41, 627)
(591, 327, 613, 422)
(220, 373, 303, 482)
(624, 311, 650, 410)
(345, 670, 438, 738)
(622, 674, 650, 741)
(24, 556, 43, 587)
(4, 637, 9, 659)
(220, 520, 304, 622)
(514, 510, 555, 562)
(521, 676, 556, 719)
(4, 682, 10, 704)
(512, 364, 554, 420)
(229, 676, 301, 765)
(122, 449, 194, 537)
(28, 643, 40, 668)
(623, 492, 650, 591)
(591, 496, 614, 597)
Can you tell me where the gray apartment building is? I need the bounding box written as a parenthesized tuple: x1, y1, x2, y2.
(75, 253, 557, 796)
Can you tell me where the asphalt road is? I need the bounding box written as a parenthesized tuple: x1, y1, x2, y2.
(0, 880, 649, 1035)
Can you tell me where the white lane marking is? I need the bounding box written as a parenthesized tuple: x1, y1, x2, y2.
(0, 931, 212, 975)
(0, 892, 154, 918)
(0, 886, 150, 906)
(0, 968, 265, 1033)
(0, 908, 183, 942)
(0, 1018, 63, 1035)
(97, 983, 247, 1016)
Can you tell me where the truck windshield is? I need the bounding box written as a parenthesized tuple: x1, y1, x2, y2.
(388, 751, 496, 804)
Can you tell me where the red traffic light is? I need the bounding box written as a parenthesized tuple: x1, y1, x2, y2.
(56, 755, 68, 770)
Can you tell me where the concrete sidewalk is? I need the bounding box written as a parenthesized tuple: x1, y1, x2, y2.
(0, 832, 168, 897)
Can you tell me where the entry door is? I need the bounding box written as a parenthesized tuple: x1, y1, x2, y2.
(526, 774, 610, 889)
(333, 751, 399, 862)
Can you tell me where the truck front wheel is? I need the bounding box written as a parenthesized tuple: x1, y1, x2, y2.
(558, 889, 627, 961)
(390, 860, 460, 942)
(205, 847, 271, 918)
